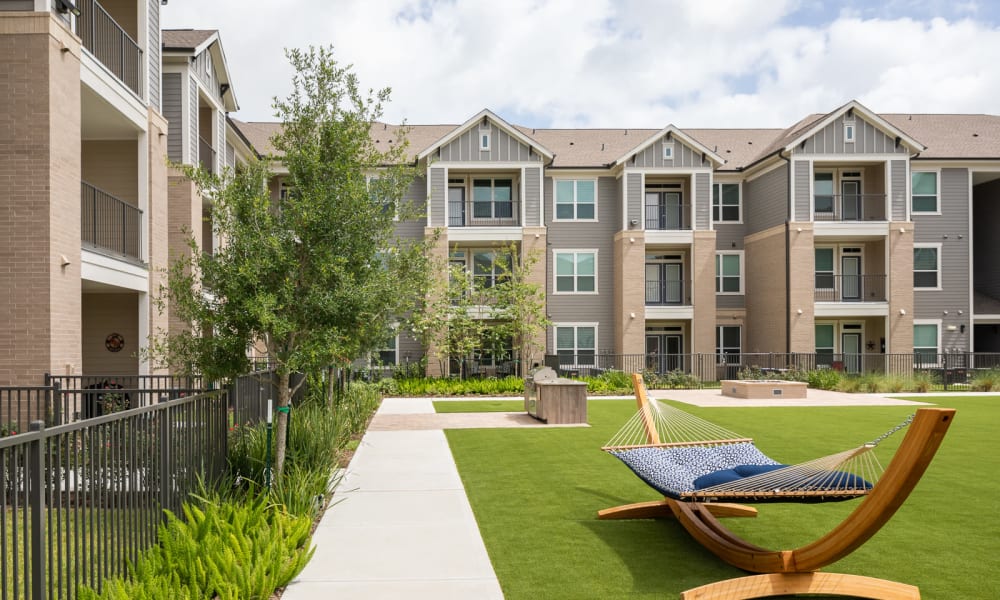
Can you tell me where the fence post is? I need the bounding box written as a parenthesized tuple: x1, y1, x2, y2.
(47, 381, 62, 426)
(158, 397, 171, 519)
(28, 420, 46, 599)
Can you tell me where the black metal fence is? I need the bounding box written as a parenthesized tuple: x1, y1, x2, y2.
(0, 390, 227, 599)
(80, 181, 143, 262)
(645, 203, 691, 230)
(447, 199, 520, 227)
(545, 352, 1000, 390)
(227, 370, 306, 428)
(813, 274, 887, 302)
(813, 193, 886, 221)
(76, 0, 143, 96)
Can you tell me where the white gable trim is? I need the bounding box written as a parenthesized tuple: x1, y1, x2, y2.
(613, 124, 726, 167)
(782, 100, 925, 153)
(416, 109, 553, 161)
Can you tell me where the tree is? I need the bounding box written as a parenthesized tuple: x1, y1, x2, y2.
(156, 46, 430, 478)
(489, 245, 550, 375)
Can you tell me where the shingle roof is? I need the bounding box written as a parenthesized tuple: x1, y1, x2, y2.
(162, 29, 217, 51)
(882, 114, 1000, 159)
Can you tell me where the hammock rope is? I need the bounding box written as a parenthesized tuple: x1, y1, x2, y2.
(604, 378, 914, 503)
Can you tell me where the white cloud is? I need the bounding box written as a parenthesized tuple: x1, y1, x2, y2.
(162, 0, 1000, 128)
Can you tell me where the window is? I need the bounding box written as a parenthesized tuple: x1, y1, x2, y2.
(844, 122, 855, 143)
(555, 325, 596, 366)
(373, 335, 398, 366)
(814, 172, 834, 214)
(712, 183, 740, 222)
(554, 251, 596, 293)
(815, 324, 835, 367)
(913, 323, 939, 365)
(479, 127, 490, 151)
(472, 178, 513, 219)
(554, 180, 596, 220)
(279, 181, 296, 201)
(716, 326, 741, 362)
(472, 250, 510, 289)
(912, 172, 938, 213)
(913, 245, 940, 289)
(662, 141, 674, 160)
(815, 248, 834, 289)
(715, 252, 743, 294)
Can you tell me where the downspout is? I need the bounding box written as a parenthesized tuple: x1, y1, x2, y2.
(779, 150, 792, 354)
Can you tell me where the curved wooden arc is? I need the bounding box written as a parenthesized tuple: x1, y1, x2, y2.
(598, 499, 757, 520)
(680, 572, 920, 600)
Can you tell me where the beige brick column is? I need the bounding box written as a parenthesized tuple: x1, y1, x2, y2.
(613, 231, 645, 355)
(167, 171, 202, 337)
(520, 227, 547, 370)
(691, 231, 717, 379)
(787, 223, 815, 353)
(0, 14, 82, 384)
(887, 223, 914, 354)
(147, 110, 171, 373)
(423, 227, 449, 377)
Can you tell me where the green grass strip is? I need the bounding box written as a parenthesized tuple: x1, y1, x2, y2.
(445, 396, 999, 599)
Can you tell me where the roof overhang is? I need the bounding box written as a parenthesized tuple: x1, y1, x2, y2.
(782, 100, 925, 154)
(162, 31, 239, 112)
(416, 108, 553, 161)
(613, 124, 726, 167)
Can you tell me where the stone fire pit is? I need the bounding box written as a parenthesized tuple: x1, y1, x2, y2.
(721, 379, 807, 399)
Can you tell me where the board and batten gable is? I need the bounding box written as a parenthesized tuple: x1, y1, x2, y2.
(436, 121, 541, 163)
(162, 73, 183, 162)
(393, 176, 428, 241)
(544, 176, 618, 351)
(912, 167, 970, 350)
(630, 135, 713, 169)
(744, 164, 789, 235)
(792, 114, 910, 156)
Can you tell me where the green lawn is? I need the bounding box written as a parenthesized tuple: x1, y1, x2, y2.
(444, 397, 999, 599)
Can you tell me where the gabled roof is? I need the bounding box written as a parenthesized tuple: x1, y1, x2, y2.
(416, 109, 553, 161)
(776, 99, 925, 154)
(162, 29, 238, 112)
(612, 124, 726, 167)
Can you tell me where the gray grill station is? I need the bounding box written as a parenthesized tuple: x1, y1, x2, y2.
(524, 366, 587, 424)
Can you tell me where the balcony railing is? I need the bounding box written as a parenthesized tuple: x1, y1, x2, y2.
(76, 0, 143, 97)
(81, 181, 143, 262)
(813, 194, 886, 222)
(645, 279, 690, 306)
(814, 274, 886, 302)
(448, 199, 520, 227)
(199, 136, 216, 174)
(645, 204, 691, 230)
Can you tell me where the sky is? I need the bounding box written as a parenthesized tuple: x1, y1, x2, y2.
(161, 0, 1000, 129)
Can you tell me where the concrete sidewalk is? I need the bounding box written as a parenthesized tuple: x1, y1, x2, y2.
(281, 398, 504, 600)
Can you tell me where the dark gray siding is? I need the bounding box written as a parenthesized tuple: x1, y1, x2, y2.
(545, 176, 618, 351)
(163, 73, 182, 162)
(794, 114, 908, 155)
(147, 1, 160, 109)
(393, 176, 428, 240)
(0, 1, 33, 11)
(428, 167, 445, 227)
(524, 166, 541, 227)
(398, 331, 424, 365)
(792, 160, 810, 221)
(627, 173, 642, 229)
(694, 173, 710, 229)
(890, 159, 907, 220)
(973, 179, 1000, 301)
(632, 136, 712, 168)
(745, 165, 788, 234)
(188, 75, 198, 164)
(438, 122, 540, 162)
(913, 169, 970, 345)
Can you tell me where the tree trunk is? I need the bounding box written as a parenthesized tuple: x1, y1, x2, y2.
(273, 369, 291, 479)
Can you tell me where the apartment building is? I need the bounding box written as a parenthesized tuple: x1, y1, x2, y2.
(236, 101, 1000, 376)
(0, 2, 249, 386)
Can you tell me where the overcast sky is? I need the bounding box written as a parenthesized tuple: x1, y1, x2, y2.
(162, 0, 1000, 128)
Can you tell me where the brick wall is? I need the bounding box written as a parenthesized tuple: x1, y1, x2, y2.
(148, 109, 170, 373)
(81, 140, 139, 205)
(521, 227, 548, 367)
(613, 231, 644, 354)
(787, 223, 815, 353)
(744, 225, 787, 353)
(167, 171, 200, 337)
(691, 231, 717, 358)
(423, 228, 449, 377)
(888, 222, 914, 354)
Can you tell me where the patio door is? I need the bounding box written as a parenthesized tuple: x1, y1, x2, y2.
(842, 332, 862, 374)
(645, 259, 683, 305)
(646, 334, 683, 374)
(448, 185, 465, 227)
(646, 191, 683, 230)
(841, 177, 861, 220)
(841, 254, 861, 301)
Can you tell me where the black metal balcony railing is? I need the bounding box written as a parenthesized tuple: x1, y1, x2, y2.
(645, 279, 690, 306)
(814, 274, 886, 302)
(81, 181, 143, 262)
(448, 199, 520, 226)
(199, 136, 216, 174)
(813, 194, 886, 222)
(645, 204, 691, 230)
(76, 0, 143, 97)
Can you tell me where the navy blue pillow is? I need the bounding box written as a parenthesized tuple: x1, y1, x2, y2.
(734, 464, 788, 477)
(693, 469, 743, 489)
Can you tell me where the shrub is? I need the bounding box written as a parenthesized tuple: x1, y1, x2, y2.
(911, 370, 937, 393)
(970, 368, 1000, 392)
(393, 376, 523, 396)
(806, 368, 841, 390)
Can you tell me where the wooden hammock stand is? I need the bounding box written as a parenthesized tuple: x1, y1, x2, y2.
(599, 373, 955, 600)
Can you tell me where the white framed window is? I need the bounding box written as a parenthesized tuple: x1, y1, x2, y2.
(715, 251, 743, 294)
(911, 171, 939, 213)
(555, 323, 597, 366)
(813, 171, 835, 215)
(844, 121, 856, 143)
(472, 249, 511, 289)
(913, 244, 941, 290)
(662, 141, 674, 160)
(815, 323, 835, 367)
(716, 326, 741, 363)
(479, 127, 491, 151)
(554, 250, 597, 294)
(913, 321, 941, 366)
(815, 247, 835, 290)
(554, 179, 597, 221)
(712, 183, 741, 222)
(472, 178, 514, 220)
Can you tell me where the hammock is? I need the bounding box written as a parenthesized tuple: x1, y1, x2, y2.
(603, 383, 895, 503)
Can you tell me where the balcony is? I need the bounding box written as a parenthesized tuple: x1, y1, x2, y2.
(645, 279, 690, 306)
(645, 203, 691, 231)
(813, 194, 886, 222)
(448, 199, 520, 227)
(814, 274, 886, 302)
(76, 0, 143, 97)
(199, 136, 216, 174)
(81, 181, 142, 262)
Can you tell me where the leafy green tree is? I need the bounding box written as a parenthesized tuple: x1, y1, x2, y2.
(489, 245, 550, 375)
(155, 47, 430, 478)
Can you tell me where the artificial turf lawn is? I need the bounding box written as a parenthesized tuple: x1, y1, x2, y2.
(433, 400, 524, 413)
(444, 396, 999, 599)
